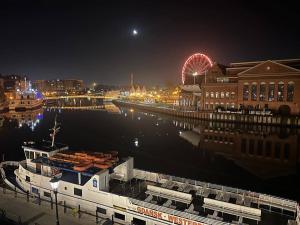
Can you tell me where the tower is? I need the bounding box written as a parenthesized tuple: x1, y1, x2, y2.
(130, 73, 134, 87)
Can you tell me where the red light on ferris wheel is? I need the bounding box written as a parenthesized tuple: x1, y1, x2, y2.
(182, 53, 213, 84)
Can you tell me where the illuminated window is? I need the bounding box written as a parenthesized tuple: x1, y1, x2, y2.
(206, 92, 209, 98)
(243, 83, 249, 100)
(277, 81, 284, 101)
(220, 92, 224, 98)
(231, 92, 236, 99)
(268, 82, 275, 101)
(225, 92, 229, 98)
(259, 82, 266, 101)
(210, 92, 214, 98)
(251, 82, 257, 101)
(287, 81, 294, 102)
(215, 92, 219, 98)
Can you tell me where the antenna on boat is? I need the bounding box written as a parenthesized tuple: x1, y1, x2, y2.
(50, 114, 60, 147)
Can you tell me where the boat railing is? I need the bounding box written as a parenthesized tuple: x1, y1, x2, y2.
(135, 169, 298, 213)
(0, 161, 22, 192)
(129, 197, 230, 225)
(19, 161, 34, 173)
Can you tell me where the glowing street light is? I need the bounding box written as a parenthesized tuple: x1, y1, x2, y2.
(192, 72, 198, 85)
(50, 177, 60, 225)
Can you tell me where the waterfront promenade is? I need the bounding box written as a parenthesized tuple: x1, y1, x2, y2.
(114, 100, 300, 127)
(0, 185, 108, 225)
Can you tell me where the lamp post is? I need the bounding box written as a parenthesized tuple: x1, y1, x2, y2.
(50, 177, 60, 225)
(192, 72, 198, 85)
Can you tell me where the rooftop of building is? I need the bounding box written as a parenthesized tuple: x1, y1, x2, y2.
(229, 58, 300, 68)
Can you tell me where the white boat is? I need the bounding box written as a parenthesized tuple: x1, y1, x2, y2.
(7, 81, 43, 111)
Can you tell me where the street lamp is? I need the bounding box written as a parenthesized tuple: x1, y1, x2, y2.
(50, 177, 60, 225)
(192, 72, 198, 85)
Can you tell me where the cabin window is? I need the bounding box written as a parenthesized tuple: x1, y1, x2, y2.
(44, 191, 51, 198)
(74, 188, 82, 196)
(93, 178, 97, 188)
(132, 217, 146, 225)
(32, 187, 39, 194)
(35, 153, 40, 159)
(26, 176, 30, 182)
(29, 151, 34, 159)
(97, 207, 106, 214)
(114, 212, 125, 220)
(25, 151, 29, 159)
(42, 153, 47, 157)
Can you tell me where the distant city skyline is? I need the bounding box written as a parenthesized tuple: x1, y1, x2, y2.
(0, 0, 299, 85)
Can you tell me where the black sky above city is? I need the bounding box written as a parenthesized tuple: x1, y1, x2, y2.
(0, 0, 299, 86)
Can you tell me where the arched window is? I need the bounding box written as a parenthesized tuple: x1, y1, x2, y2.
(259, 82, 266, 101)
(251, 82, 257, 101)
(231, 92, 236, 99)
(277, 81, 284, 101)
(268, 82, 275, 101)
(243, 83, 249, 100)
(287, 81, 295, 102)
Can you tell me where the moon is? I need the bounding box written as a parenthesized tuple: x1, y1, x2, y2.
(132, 29, 138, 36)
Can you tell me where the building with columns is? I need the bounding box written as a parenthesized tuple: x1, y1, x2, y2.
(179, 59, 300, 115)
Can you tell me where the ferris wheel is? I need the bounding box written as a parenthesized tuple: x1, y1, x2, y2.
(181, 53, 213, 84)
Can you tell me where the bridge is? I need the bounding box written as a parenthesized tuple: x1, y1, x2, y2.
(44, 95, 118, 100)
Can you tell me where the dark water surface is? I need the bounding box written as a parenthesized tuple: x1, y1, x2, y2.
(0, 102, 299, 201)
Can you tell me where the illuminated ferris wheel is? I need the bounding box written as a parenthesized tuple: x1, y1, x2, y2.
(181, 53, 213, 84)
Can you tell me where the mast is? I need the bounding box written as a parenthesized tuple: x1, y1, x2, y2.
(50, 115, 60, 147)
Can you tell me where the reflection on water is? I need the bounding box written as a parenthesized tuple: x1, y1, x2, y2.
(0, 108, 43, 130)
(0, 101, 299, 200)
(45, 98, 120, 113)
(119, 107, 300, 181)
(178, 122, 299, 179)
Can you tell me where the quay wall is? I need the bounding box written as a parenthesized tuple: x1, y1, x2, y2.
(113, 100, 300, 127)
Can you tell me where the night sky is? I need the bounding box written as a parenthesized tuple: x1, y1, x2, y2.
(0, 0, 299, 86)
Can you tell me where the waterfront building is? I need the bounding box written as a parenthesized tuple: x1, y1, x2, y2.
(33, 79, 84, 95)
(180, 58, 300, 115)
